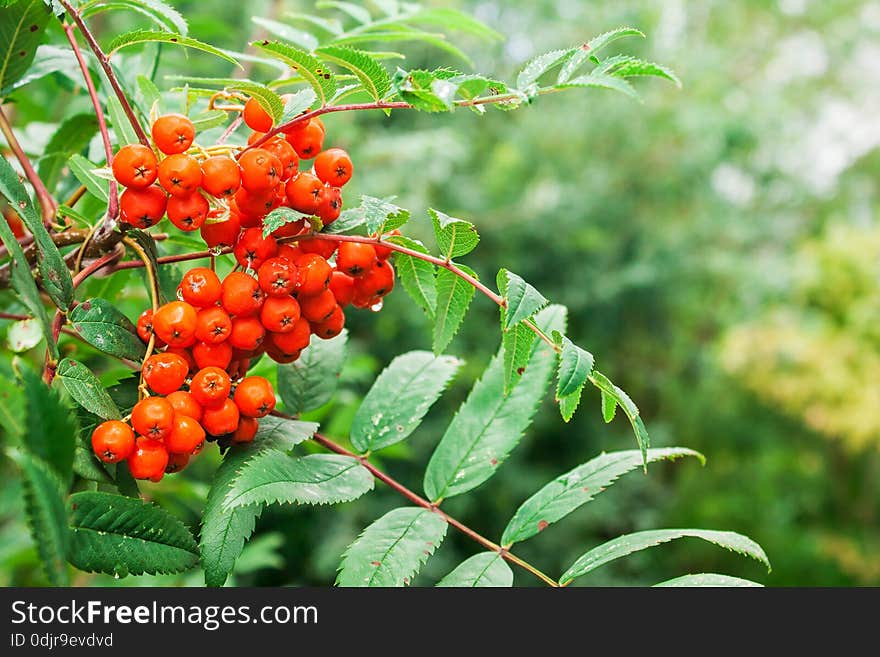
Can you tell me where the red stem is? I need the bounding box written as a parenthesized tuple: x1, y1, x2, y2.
(0, 107, 57, 225)
(58, 0, 150, 146)
(63, 22, 119, 221)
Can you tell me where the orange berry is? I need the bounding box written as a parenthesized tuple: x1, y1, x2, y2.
(314, 148, 353, 187)
(158, 154, 202, 197)
(201, 155, 241, 197)
(233, 376, 276, 418)
(112, 144, 158, 189)
(165, 414, 206, 454)
(130, 397, 175, 441)
(179, 267, 222, 308)
(221, 272, 264, 317)
(127, 437, 169, 480)
(201, 398, 240, 436)
(151, 113, 195, 155)
(166, 390, 203, 422)
(120, 186, 167, 229)
(189, 366, 231, 408)
(192, 340, 233, 370)
(152, 301, 198, 347)
(243, 97, 273, 133)
(142, 352, 189, 395)
(91, 420, 135, 463)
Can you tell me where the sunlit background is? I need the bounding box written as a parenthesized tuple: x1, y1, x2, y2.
(2, 0, 879, 586)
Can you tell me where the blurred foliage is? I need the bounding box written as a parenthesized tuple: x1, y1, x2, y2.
(2, 0, 879, 586)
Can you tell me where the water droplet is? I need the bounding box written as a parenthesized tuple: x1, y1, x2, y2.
(209, 245, 224, 256)
(176, 288, 184, 301)
(370, 300, 384, 312)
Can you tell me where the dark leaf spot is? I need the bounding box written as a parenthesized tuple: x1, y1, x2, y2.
(370, 561, 381, 566)
(537, 520, 549, 532)
(490, 458, 498, 465)
(29, 24, 39, 32)
(516, 367, 525, 375)
(19, 50, 26, 57)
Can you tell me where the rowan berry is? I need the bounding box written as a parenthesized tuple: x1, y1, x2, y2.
(233, 227, 278, 269)
(228, 316, 265, 351)
(158, 154, 202, 197)
(189, 366, 231, 408)
(194, 306, 232, 344)
(286, 119, 324, 158)
(127, 437, 169, 480)
(264, 345, 301, 363)
(354, 259, 395, 300)
(164, 346, 197, 372)
(277, 244, 303, 262)
(179, 267, 222, 307)
(167, 192, 209, 231)
(266, 317, 311, 355)
(285, 172, 323, 214)
(142, 352, 189, 395)
(136, 309, 166, 347)
(91, 420, 135, 463)
(263, 137, 299, 181)
(299, 237, 337, 259)
(283, 116, 324, 137)
(120, 186, 167, 229)
(293, 253, 332, 297)
(257, 257, 297, 297)
(336, 242, 377, 278)
(165, 452, 190, 474)
(314, 148, 353, 187)
(232, 416, 259, 443)
(221, 272, 264, 317)
(233, 376, 276, 418)
(200, 210, 241, 248)
(131, 397, 175, 440)
(299, 288, 336, 323)
(201, 398, 240, 436)
(373, 230, 400, 260)
(192, 340, 233, 370)
(152, 301, 198, 347)
(243, 97, 273, 133)
(311, 304, 345, 339)
(112, 144, 158, 189)
(239, 148, 283, 193)
(329, 270, 355, 307)
(200, 156, 241, 197)
(316, 185, 342, 224)
(166, 390, 203, 422)
(152, 114, 195, 154)
(271, 217, 305, 239)
(165, 415, 206, 454)
(234, 188, 278, 227)
(260, 295, 301, 332)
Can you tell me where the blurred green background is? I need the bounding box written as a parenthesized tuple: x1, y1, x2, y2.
(2, 0, 879, 586)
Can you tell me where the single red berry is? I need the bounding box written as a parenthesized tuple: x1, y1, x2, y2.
(293, 253, 332, 297)
(165, 452, 190, 474)
(329, 270, 355, 307)
(91, 420, 135, 463)
(233, 376, 276, 418)
(263, 136, 299, 180)
(336, 242, 378, 278)
(200, 156, 242, 198)
(260, 295, 301, 333)
(353, 259, 395, 304)
(266, 317, 311, 356)
(194, 306, 232, 344)
(127, 437, 169, 480)
(228, 316, 265, 351)
(131, 397, 175, 441)
(233, 227, 278, 269)
(112, 144, 158, 189)
(192, 340, 233, 370)
(152, 301, 198, 347)
(179, 267, 222, 308)
(120, 186, 167, 229)
(316, 185, 342, 224)
(299, 288, 337, 323)
(165, 414, 206, 455)
(373, 229, 400, 260)
(271, 217, 306, 239)
(234, 187, 278, 225)
(285, 172, 323, 214)
(314, 148, 353, 187)
(243, 97, 273, 133)
(136, 309, 166, 347)
(232, 416, 259, 443)
(239, 148, 283, 193)
(142, 352, 189, 395)
(200, 210, 241, 248)
(286, 119, 324, 159)
(189, 366, 232, 408)
(299, 237, 337, 259)
(166, 390, 203, 423)
(158, 154, 202, 197)
(221, 272, 265, 317)
(257, 257, 298, 297)
(201, 398, 240, 436)
(311, 304, 345, 339)
(152, 114, 195, 155)
(165, 346, 196, 373)
(167, 192, 209, 231)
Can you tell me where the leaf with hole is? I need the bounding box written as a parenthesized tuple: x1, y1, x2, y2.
(350, 351, 461, 453)
(336, 507, 447, 587)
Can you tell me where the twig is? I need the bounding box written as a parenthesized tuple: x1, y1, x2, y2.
(58, 0, 150, 146)
(0, 106, 57, 225)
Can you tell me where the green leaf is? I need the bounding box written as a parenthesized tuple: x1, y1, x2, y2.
(223, 453, 373, 510)
(21, 362, 77, 483)
(68, 154, 109, 202)
(429, 208, 479, 259)
(1, 44, 81, 96)
(391, 67, 455, 112)
(336, 507, 447, 587)
(189, 109, 227, 131)
(554, 334, 594, 422)
(251, 16, 318, 51)
(68, 491, 199, 577)
(560, 529, 771, 585)
(436, 552, 512, 587)
(56, 358, 121, 420)
(424, 305, 566, 502)
(0, 362, 25, 441)
(106, 92, 140, 146)
(7, 317, 42, 352)
(654, 573, 764, 587)
(0, 167, 55, 357)
(432, 266, 475, 355)
(500, 322, 535, 394)
(254, 41, 336, 106)
(350, 351, 462, 453)
(560, 73, 641, 102)
(277, 87, 317, 124)
(69, 298, 147, 361)
(277, 329, 347, 414)
(316, 45, 390, 101)
(388, 235, 435, 320)
(80, 0, 188, 35)
(332, 28, 472, 66)
(497, 269, 548, 330)
(604, 57, 681, 87)
(585, 27, 646, 57)
(601, 390, 617, 422)
(38, 114, 98, 194)
(517, 48, 577, 90)
(200, 416, 316, 586)
(108, 30, 240, 67)
(589, 369, 650, 465)
(0, 154, 74, 311)
(318, 1, 371, 24)
(0, 0, 51, 97)
(403, 8, 502, 42)
(168, 76, 284, 122)
(501, 448, 704, 546)
(329, 195, 408, 235)
(10, 450, 69, 585)
(261, 206, 309, 238)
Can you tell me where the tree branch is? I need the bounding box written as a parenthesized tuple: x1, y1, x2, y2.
(0, 106, 57, 226)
